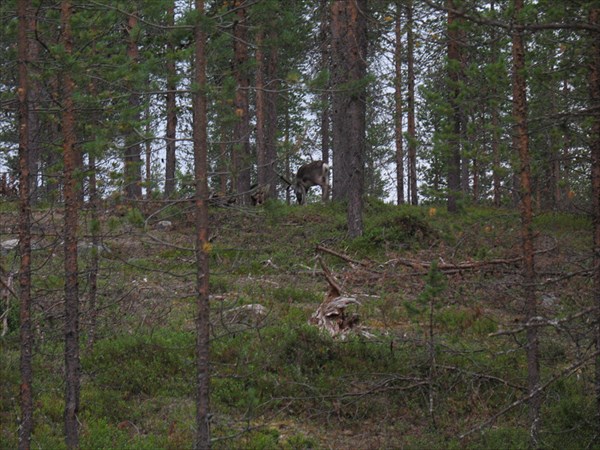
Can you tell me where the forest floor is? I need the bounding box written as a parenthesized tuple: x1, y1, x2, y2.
(0, 198, 597, 449)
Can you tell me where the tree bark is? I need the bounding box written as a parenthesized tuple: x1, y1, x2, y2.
(512, 0, 541, 445)
(164, 1, 177, 198)
(60, 1, 81, 448)
(17, 0, 33, 448)
(320, 0, 331, 189)
(447, 0, 462, 213)
(193, 0, 211, 447)
(490, 0, 502, 208)
(407, 0, 418, 205)
(589, 6, 600, 435)
(394, 1, 404, 205)
(124, 10, 143, 200)
(26, 6, 40, 204)
(265, 39, 279, 199)
(256, 30, 267, 187)
(232, 0, 251, 204)
(330, 0, 367, 238)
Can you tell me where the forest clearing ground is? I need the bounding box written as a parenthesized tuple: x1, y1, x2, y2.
(0, 200, 596, 449)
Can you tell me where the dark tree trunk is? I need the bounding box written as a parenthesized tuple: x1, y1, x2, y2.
(60, 1, 81, 448)
(124, 11, 143, 200)
(320, 0, 331, 189)
(491, 0, 502, 208)
(447, 0, 462, 213)
(164, 1, 177, 198)
(512, 0, 541, 445)
(232, 0, 251, 204)
(265, 36, 279, 199)
(193, 0, 211, 447)
(17, 0, 33, 448)
(256, 30, 267, 187)
(589, 6, 600, 434)
(407, 0, 417, 205)
(330, 0, 367, 238)
(86, 76, 100, 352)
(26, 6, 40, 204)
(395, 1, 404, 205)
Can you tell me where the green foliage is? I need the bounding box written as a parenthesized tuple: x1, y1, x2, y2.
(80, 418, 164, 450)
(82, 331, 194, 397)
(125, 208, 145, 228)
(349, 202, 438, 254)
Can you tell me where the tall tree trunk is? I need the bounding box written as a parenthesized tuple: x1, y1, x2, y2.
(26, 6, 40, 204)
(124, 10, 143, 200)
(407, 0, 417, 205)
(256, 30, 267, 187)
(490, 0, 502, 207)
(394, 1, 404, 205)
(86, 75, 100, 352)
(232, 0, 251, 204)
(589, 6, 600, 435)
(330, 0, 366, 237)
(164, 1, 177, 198)
(265, 39, 279, 199)
(193, 0, 210, 447)
(447, 0, 462, 213)
(60, 1, 80, 447)
(320, 0, 331, 188)
(17, 1, 33, 448)
(512, 0, 541, 445)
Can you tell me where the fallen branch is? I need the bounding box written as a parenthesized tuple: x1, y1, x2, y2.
(315, 244, 369, 267)
(489, 306, 597, 337)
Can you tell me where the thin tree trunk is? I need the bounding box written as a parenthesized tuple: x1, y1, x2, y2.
(17, 0, 33, 448)
(395, 1, 404, 205)
(164, 1, 178, 198)
(232, 0, 251, 204)
(256, 30, 267, 187)
(407, 0, 417, 205)
(86, 75, 99, 352)
(124, 10, 143, 200)
(265, 36, 279, 199)
(61, 1, 80, 447)
(320, 0, 331, 188)
(26, 6, 40, 204)
(512, 0, 541, 445)
(193, 0, 210, 447)
(589, 6, 600, 435)
(447, 0, 462, 213)
(491, 0, 502, 209)
(145, 100, 152, 199)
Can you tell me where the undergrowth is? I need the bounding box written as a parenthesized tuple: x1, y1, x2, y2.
(0, 200, 597, 449)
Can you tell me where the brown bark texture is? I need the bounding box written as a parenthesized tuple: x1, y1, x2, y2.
(395, 1, 404, 205)
(511, 0, 541, 444)
(588, 7, 600, 430)
(232, 0, 251, 204)
(330, 0, 367, 237)
(124, 12, 143, 200)
(17, 0, 33, 448)
(60, 2, 81, 448)
(165, 1, 178, 198)
(193, 0, 211, 447)
(407, 0, 418, 205)
(447, 0, 462, 213)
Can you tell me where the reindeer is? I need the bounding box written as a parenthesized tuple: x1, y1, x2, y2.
(292, 160, 329, 205)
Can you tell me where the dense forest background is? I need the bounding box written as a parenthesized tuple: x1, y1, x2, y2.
(1, 0, 600, 449)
